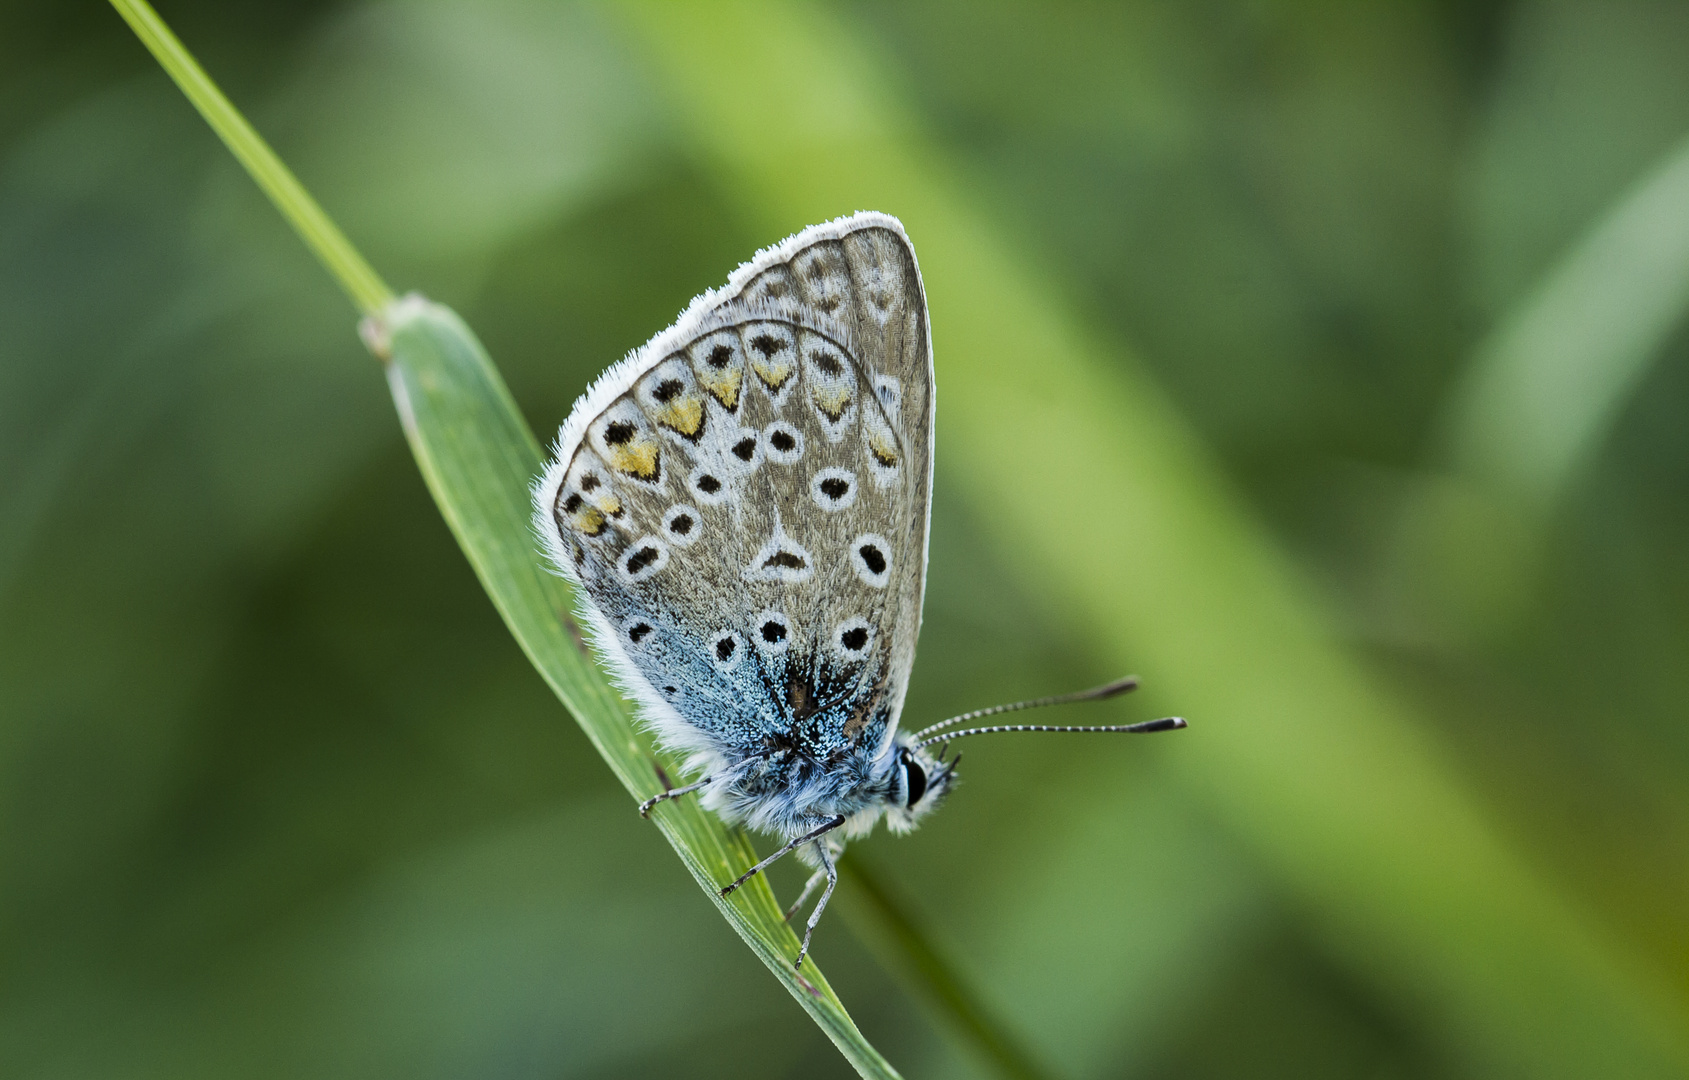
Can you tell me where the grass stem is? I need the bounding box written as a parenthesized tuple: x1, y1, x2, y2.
(108, 0, 394, 318)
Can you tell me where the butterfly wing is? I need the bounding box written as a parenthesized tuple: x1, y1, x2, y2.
(535, 212, 932, 772)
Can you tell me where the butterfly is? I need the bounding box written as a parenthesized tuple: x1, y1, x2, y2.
(534, 212, 1183, 967)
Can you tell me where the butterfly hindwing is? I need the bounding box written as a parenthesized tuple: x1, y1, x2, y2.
(536, 213, 932, 769)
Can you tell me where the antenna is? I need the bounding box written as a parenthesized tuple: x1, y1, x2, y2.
(908, 676, 1140, 744)
(907, 676, 1184, 751)
(912, 716, 1184, 751)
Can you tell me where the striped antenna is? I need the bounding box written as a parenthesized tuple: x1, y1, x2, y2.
(907, 675, 1142, 746)
(912, 715, 1185, 751)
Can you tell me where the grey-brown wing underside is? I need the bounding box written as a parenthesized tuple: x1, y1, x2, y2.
(541, 219, 932, 762)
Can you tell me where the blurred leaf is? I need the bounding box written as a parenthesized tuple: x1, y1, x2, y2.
(1445, 132, 1689, 510)
(295, 798, 800, 1079)
(612, 1, 1689, 1077)
(837, 856, 1052, 1080)
(1467, 1, 1689, 316)
(273, 0, 661, 263)
(377, 297, 900, 1079)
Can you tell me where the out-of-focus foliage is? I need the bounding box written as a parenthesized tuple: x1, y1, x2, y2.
(2, 2, 1687, 1078)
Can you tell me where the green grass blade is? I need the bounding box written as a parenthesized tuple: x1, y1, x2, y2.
(613, 2, 1689, 1076)
(374, 297, 901, 1080)
(108, 0, 393, 316)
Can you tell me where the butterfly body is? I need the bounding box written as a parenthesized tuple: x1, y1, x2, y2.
(535, 214, 953, 889)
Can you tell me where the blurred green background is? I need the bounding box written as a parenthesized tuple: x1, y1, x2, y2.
(3, 1, 1688, 1077)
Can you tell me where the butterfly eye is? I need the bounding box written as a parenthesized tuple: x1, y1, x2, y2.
(902, 755, 928, 808)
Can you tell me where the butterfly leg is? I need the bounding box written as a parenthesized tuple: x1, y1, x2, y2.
(720, 815, 845, 899)
(638, 776, 710, 818)
(794, 840, 838, 969)
(783, 868, 826, 921)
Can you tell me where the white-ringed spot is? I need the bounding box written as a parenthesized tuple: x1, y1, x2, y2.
(663, 504, 702, 546)
(753, 610, 793, 654)
(711, 630, 746, 672)
(810, 467, 858, 512)
(850, 533, 891, 589)
(831, 616, 875, 660)
(688, 466, 730, 505)
(743, 525, 814, 584)
(617, 536, 668, 583)
(763, 421, 805, 464)
(726, 426, 763, 473)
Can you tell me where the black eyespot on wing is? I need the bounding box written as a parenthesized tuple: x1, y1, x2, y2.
(696, 474, 721, 494)
(652, 379, 684, 402)
(770, 430, 796, 452)
(707, 344, 733, 368)
(715, 636, 736, 662)
(858, 543, 886, 575)
(625, 546, 660, 574)
(628, 623, 653, 643)
(668, 513, 694, 536)
(579, 474, 601, 492)
(732, 437, 757, 461)
(761, 619, 787, 643)
(820, 477, 850, 500)
(663, 685, 678, 695)
(562, 493, 583, 514)
(811, 350, 842, 376)
(840, 626, 868, 651)
(605, 422, 636, 446)
(750, 334, 784, 358)
(763, 550, 806, 571)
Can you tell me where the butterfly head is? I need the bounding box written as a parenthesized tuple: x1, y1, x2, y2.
(881, 738, 958, 834)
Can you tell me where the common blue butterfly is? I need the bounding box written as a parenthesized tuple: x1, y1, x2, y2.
(535, 212, 1183, 966)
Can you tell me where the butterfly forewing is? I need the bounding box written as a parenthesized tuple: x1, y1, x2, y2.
(540, 215, 932, 768)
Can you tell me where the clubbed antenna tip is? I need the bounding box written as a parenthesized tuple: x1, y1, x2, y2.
(1086, 675, 1142, 701)
(1135, 716, 1187, 733)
